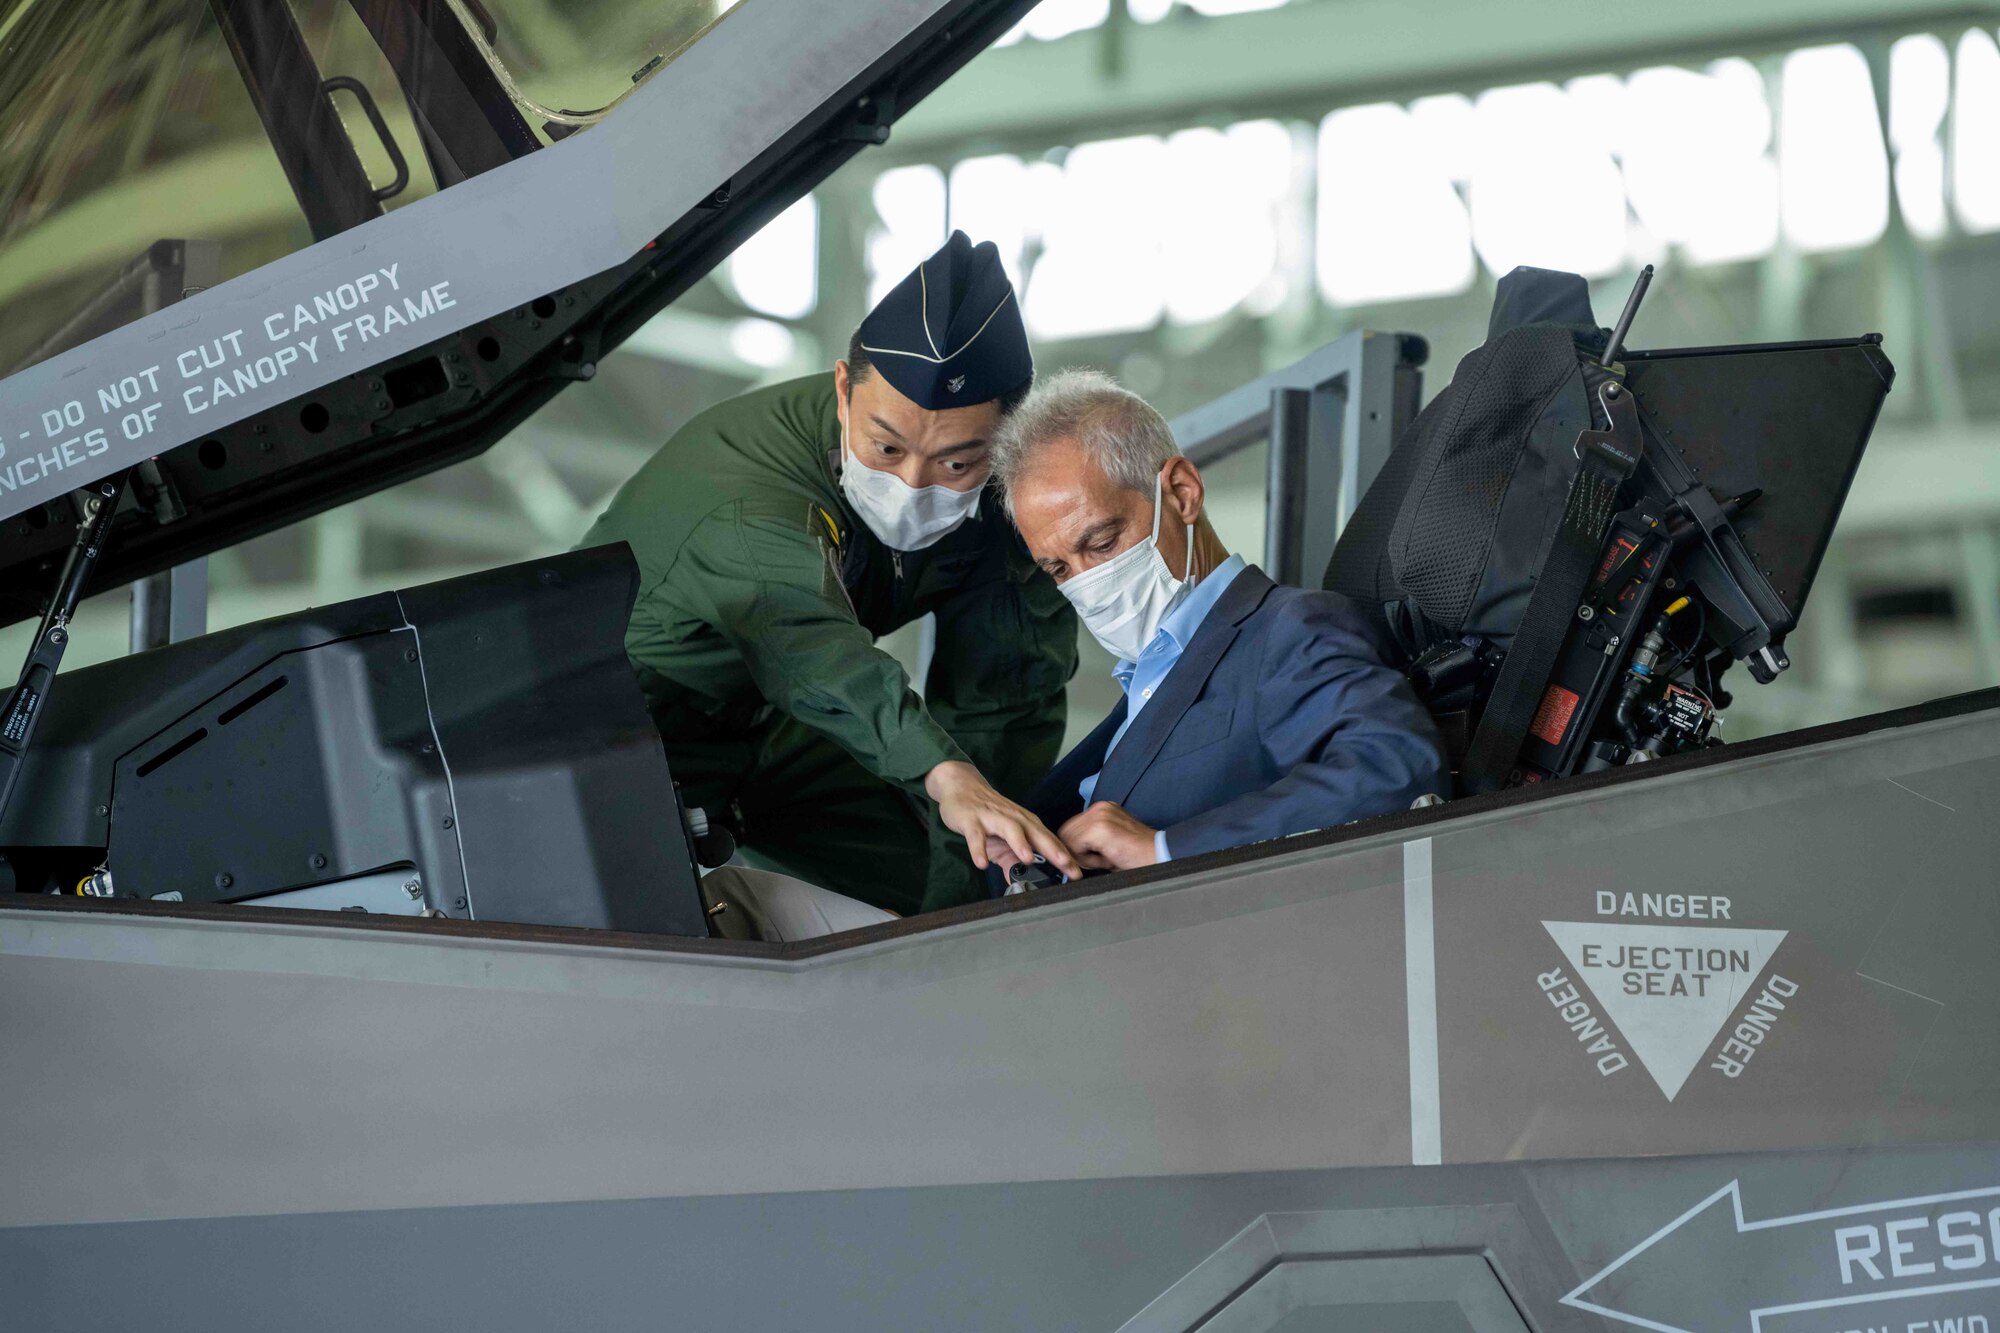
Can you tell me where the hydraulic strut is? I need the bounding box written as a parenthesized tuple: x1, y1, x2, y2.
(0, 473, 128, 827)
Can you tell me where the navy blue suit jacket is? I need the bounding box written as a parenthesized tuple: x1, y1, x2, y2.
(1030, 566, 1448, 860)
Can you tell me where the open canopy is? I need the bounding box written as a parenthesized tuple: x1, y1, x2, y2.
(0, 0, 1030, 625)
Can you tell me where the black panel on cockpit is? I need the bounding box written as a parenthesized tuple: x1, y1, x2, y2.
(1623, 336, 1894, 621)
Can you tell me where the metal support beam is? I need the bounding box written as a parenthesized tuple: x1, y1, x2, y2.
(1169, 330, 1427, 589)
(207, 0, 386, 241)
(1265, 386, 1315, 586)
(886, 0, 2000, 159)
(128, 245, 217, 657)
(128, 561, 209, 653)
(1958, 525, 2000, 685)
(346, 0, 542, 189)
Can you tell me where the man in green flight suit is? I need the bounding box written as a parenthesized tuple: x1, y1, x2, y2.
(582, 232, 1081, 915)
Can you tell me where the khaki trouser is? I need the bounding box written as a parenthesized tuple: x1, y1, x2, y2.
(699, 866, 899, 943)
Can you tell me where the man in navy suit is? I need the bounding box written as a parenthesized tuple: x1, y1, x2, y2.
(990, 369, 1448, 873)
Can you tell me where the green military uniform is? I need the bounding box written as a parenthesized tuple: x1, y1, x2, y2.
(581, 373, 1077, 915)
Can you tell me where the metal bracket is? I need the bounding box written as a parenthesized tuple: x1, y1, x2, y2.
(550, 324, 603, 382)
(1573, 380, 1643, 481)
(322, 76, 411, 203)
(840, 88, 897, 144)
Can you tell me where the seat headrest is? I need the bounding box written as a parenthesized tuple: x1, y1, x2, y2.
(1488, 267, 1606, 349)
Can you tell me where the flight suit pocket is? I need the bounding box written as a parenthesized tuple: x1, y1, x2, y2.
(1157, 703, 1235, 761)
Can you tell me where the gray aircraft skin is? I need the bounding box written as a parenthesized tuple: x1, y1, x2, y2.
(2, 686, 1997, 1328)
(2, 0, 1997, 1328)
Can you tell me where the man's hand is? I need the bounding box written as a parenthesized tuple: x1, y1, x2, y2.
(984, 835, 1025, 875)
(1057, 801, 1159, 872)
(925, 761, 1080, 878)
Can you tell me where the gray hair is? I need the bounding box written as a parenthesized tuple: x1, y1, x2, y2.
(990, 367, 1180, 515)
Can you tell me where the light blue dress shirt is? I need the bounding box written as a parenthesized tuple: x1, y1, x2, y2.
(1077, 553, 1247, 863)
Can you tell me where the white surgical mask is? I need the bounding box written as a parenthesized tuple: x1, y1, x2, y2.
(1059, 475, 1196, 663)
(838, 419, 984, 552)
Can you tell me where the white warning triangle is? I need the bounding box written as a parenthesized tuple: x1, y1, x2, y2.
(1542, 920, 1788, 1100)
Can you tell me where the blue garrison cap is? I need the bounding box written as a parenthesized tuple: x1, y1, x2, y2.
(857, 231, 1032, 410)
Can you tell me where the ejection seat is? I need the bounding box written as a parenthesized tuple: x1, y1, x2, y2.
(1319, 267, 1890, 793)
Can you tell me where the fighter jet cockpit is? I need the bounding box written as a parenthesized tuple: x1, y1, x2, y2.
(0, 0, 1941, 943)
(0, 289, 1893, 942)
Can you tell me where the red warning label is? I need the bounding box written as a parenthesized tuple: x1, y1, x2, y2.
(1595, 538, 1637, 586)
(1530, 685, 1581, 746)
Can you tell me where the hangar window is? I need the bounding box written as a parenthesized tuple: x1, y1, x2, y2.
(868, 166, 948, 307)
(1130, 0, 1289, 19)
(727, 318, 797, 370)
(948, 154, 1061, 289)
(1779, 45, 1892, 253)
(1890, 35, 1950, 241)
(1316, 103, 1476, 306)
(1953, 30, 2000, 233)
(723, 195, 818, 321)
(1618, 61, 1779, 264)
(1004, 0, 1111, 45)
(1162, 121, 1292, 326)
(1468, 83, 1628, 278)
(991, 0, 1303, 46)
(1305, 46, 1929, 306)
(1025, 135, 1172, 339)
(1016, 125, 1291, 340)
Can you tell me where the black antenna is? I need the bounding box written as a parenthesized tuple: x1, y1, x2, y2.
(1602, 263, 1654, 367)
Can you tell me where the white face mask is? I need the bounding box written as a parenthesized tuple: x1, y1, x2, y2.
(838, 417, 984, 552)
(1059, 474, 1195, 663)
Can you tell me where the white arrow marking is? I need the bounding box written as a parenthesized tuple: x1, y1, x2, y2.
(1562, 1177, 2000, 1333)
